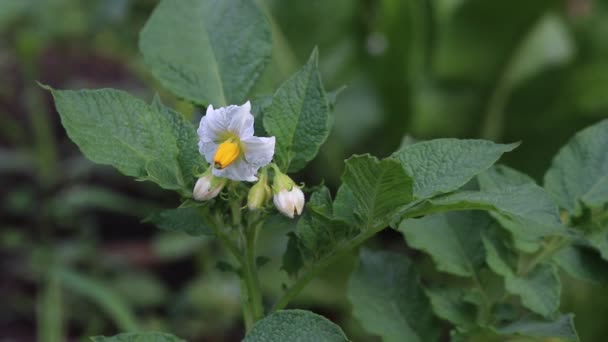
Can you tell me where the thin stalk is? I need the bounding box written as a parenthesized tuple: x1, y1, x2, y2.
(240, 277, 254, 331)
(242, 221, 264, 324)
(271, 222, 386, 312)
(517, 236, 568, 276)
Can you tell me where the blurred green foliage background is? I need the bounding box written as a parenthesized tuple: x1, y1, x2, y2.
(1, 0, 607, 341)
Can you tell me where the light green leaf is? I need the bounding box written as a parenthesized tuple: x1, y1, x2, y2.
(589, 230, 608, 261)
(553, 245, 608, 284)
(544, 119, 608, 214)
(391, 139, 518, 198)
(244, 309, 349, 342)
(264, 49, 331, 172)
(139, 0, 271, 106)
(399, 211, 490, 277)
(342, 155, 413, 227)
(426, 288, 477, 330)
(406, 183, 565, 245)
(482, 231, 561, 318)
(46, 86, 201, 195)
(146, 207, 213, 236)
(91, 332, 185, 342)
(348, 249, 439, 342)
(152, 96, 205, 188)
(495, 314, 580, 342)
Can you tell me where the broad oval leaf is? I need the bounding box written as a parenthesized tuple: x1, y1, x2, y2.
(139, 0, 272, 106)
(45, 86, 203, 195)
(391, 139, 518, 199)
(146, 207, 213, 236)
(91, 332, 185, 342)
(495, 314, 580, 342)
(244, 309, 349, 342)
(399, 211, 490, 277)
(348, 249, 439, 342)
(544, 119, 608, 215)
(263, 49, 331, 172)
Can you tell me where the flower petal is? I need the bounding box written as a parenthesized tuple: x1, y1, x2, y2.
(227, 101, 254, 139)
(198, 139, 218, 164)
(242, 136, 275, 168)
(212, 158, 258, 182)
(198, 105, 229, 142)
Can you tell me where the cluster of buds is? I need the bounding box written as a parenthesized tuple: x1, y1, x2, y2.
(192, 165, 304, 219)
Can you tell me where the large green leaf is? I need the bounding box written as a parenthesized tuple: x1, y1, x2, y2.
(348, 249, 439, 342)
(544, 119, 608, 214)
(243, 310, 349, 342)
(341, 155, 413, 227)
(553, 245, 608, 284)
(426, 288, 477, 331)
(482, 231, 561, 318)
(139, 0, 271, 106)
(399, 211, 490, 277)
(263, 49, 331, 172)
(391, 139, 518, 199)
(91, 332, 185, 342)
(46, 86, 202, 195)
(495, 314, 580, 342)
(146, 207, 213, 236)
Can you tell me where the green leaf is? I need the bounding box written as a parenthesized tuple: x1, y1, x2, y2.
(391, 139, 518, 198)
(406, 183, 565, 246)
(482, 231, 561, 318)
(426, 288, 477, 330)
(281, 232, 305, 277)
(152, 96, 205, 188)
(495, 314, 580, 342)
(399, 211, 490, 277)
(139, 0, 271, 106)
(263, 49, 331, 172)
(341, 155, 413, 227)
(553, 245, 608, 284)
(544, 119, 608, 215)
(45, 86, 201, 195)
(91, 332, 185, 342)
(244, 309, 349, 342)
(589, 230, 608, 261)
(58, 269, 138, 331)
(146, 207, 213, 236)
(332, 184, 358, 226)
(348, 249, 439, 342)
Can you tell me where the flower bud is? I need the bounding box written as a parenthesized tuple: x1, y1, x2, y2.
(247, 172, 271, 211)
(272, 172, 305, 218)
(193, 170, 227, 201)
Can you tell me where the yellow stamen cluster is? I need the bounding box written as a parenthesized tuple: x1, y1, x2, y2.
(214, 140, 241, 169)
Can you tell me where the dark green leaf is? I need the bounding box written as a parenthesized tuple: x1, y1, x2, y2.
(399, 211, 490, 277)
(391, 139, 518, 198)
(553, 245, 608, 284)
(139, 0, 271, 106)
(45, 86, 198, 195)
(146, 207, 213, 236)
(264, 49, 331, 172)
(341, 155, 413, 227)
(348, 249, 439, 342)
(544, 119, 608, 215)
(91, 332, 185, 342)
(495, 314, 580, 341)
(426, 288, 477, 331)
(244, 309, 349, 342)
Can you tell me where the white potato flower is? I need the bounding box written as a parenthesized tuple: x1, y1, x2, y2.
(197, 101, 275, 182)
(192, 169, 227, 201)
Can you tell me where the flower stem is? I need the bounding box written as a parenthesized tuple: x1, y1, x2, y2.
(242, 221, 264, 324)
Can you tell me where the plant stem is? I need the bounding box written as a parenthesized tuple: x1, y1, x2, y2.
(242, 221, 264, 324)
(271, 223, 386, 312)
(239, 278, 254, 331)
(517, 236, 568, 276)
